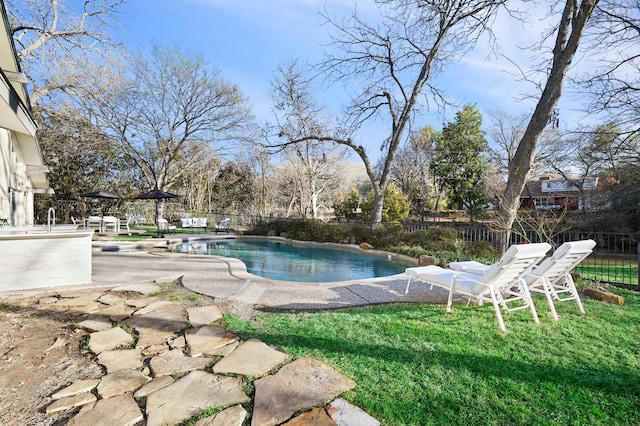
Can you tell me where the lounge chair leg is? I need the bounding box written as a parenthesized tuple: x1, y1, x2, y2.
(521, 283, 540, 324)
(405, 277, 412, 295)
(446, 282, 455, 313)
(489, 289, 507, 332)
(541, 278, 559, 321)
(566, 273, 586, 316)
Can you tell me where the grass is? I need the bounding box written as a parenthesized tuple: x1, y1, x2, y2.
(223, 287, 640, 426)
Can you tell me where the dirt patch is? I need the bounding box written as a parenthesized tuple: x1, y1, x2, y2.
(0, 280, 258, 425)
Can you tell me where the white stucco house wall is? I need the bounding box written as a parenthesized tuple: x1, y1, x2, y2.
(0, 1, 50, 226)
(0, 1, 94, 292)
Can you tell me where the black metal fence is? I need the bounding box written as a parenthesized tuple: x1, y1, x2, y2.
(405, 222, 639, 288)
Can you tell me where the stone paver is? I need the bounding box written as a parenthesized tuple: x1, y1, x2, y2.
(327, 398, 381, 426)
(187, 305, 222, 327)
(185, 324, 238, 357)
(67, 393, 144, 426)
(123, 296, 156, 309)
(111, 282, 162, 295)
(252, 357, 357, 426)
(142, 344, 170, 357)
(96, 369, 150, 399)
(169, 335, 186, 349)
(133, 300, 175, 316)
(283, 407, 338, 425)
(55, 292, 104, 306)
(88, 327, 133, 354)
(65, 302, 103, 315)
(145, 370, 250, 426)
(134, 376, 174, 398)
(96, 302, 132, 322)
(51, 379, 100, 400)
(149, 348, 210, 377)
(122, 304, 189, 348)
(46, 392, 97, 414)
(26, 254, 388, 426)
(210, 338, 240, 357)
(213, 338, 288, 376)
(97, 348, 143, 373)
(195, 404, 247, 426)
(98, 293, 124, 305)
(74, 315, 113, 332)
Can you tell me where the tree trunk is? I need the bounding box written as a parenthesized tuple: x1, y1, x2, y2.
(499, 0, 598, 252)
(370, 186, 385, 228)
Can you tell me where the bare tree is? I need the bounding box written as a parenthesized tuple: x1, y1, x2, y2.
(7, 0, 124, 104)
(269, 60, 348, 219)
(580, 0, 640, 138)
(175, 142, 222, 214)
(75, 46, 253, 222)
(499, 0, 599, 250)
(271, 0, 504, 228)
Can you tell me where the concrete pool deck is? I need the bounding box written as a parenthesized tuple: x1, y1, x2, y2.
(90, 236, 450, 311)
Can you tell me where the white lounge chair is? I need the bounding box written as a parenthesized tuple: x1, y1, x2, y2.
(86, 215, 102, 231)
(451, 240, 596, 321)
(215, 218, 231, 233)
(405, 243, 552, 332)
(102, 215, 119, 233)
(157, 218, 176, 231)
(120, 216, 131, 234)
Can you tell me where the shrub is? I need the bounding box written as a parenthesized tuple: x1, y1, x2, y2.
(405, 227, 459, 251)
(387, 245, 429, 258)
(346, 223, 405, 249)
(248, 220, 499, 264)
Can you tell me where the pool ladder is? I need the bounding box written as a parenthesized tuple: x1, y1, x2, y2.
(47, 207, 56, 232)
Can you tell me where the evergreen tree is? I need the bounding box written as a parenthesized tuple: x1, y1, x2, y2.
(431, 104, 490, 220)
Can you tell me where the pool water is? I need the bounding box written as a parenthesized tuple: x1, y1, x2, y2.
(173, 238, 412, 282)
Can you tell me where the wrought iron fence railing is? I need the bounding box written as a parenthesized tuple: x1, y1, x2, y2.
(404, 222, 639, 289)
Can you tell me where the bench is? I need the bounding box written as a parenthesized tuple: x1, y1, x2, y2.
(180, 217, 208, 230)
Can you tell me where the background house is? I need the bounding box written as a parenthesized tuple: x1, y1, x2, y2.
(0, 1, 50, 226)
(520, 176, 599, 211)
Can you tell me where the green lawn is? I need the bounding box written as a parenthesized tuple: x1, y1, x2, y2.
(224, 288, 640, 426)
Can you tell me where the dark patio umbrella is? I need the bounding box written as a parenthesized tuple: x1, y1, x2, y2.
(80, 190, 122, 216)
(134, 189, 180, 237)
(80, 190, 122, 199)
(134, 189, 179, 200)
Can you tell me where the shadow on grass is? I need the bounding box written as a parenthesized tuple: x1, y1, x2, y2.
(243, 330, 636, 396)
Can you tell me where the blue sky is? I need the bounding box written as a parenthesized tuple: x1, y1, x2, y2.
(116, 0, 590, 162)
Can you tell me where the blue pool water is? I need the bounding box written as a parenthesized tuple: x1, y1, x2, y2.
(173, 238, 412, 282)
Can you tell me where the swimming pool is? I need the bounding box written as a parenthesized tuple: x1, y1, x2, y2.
(173, 238, 413, 282)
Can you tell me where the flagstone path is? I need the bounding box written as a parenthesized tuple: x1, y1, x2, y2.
(34, 283, 381, 425)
